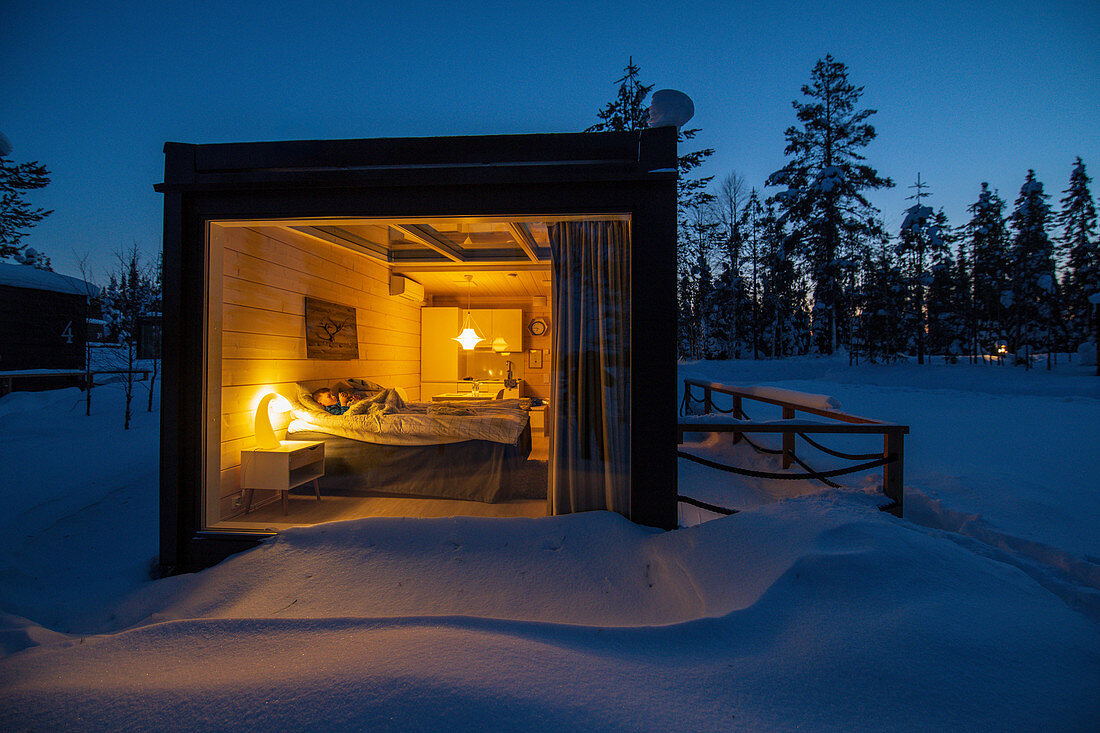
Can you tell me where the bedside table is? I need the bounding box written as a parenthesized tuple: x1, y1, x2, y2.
(241, 440, 325, 514)
(528, 405, 548, 436)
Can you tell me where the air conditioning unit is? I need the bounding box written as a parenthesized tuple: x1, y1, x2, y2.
(389, 275, 425, 304)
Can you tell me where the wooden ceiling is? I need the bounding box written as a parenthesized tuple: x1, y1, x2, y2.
(409, 269, 551, 299)
(253, 214, 626, 298)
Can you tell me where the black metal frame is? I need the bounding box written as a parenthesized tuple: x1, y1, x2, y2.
(156, 129, 679, 573)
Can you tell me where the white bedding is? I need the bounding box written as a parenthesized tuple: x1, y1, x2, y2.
(287, 398, 530, 446)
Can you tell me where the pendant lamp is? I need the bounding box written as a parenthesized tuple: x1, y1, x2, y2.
(453, 275, 484, 350)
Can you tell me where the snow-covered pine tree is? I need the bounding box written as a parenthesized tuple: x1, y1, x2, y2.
(587, 57, 653, 134)
(1008, 171, 1057, 369)
(861, 240, 910, 361)
(1056, 157, 1097, 349)
(766, 55, 893, 355)
(0, 152, 53, 262)
(953, 239, 974, 362)
(739, 190, 767, 359)
(896, 175, 951, 363)
(712, 173, 748, 358)
(677, 270, 695, 358)
(13, 246, 52, 270)
(681, 204, 723, 359)
(964, 182, 1011, 360)
(589, 57, 715, 358)
(758, 203, 806, 357)
(925, 211, 964, 361)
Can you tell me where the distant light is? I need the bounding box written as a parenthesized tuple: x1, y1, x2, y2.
(647, 90, 695, 129)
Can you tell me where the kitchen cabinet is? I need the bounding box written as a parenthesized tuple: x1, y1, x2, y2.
(421, 307, 524, 384)
(421, 307, 461, 381)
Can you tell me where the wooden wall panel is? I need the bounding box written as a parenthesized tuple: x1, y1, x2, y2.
(213, 226, 422, 513)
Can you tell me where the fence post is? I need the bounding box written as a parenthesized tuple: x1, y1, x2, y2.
(731, 395, 742, 443)
(704, 386, 712, 415)
(782, 406, 795, 468)
(883, 429, 904, 516)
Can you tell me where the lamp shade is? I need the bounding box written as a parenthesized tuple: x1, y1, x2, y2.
(254, 393, 292, 450)
(452, 309, 484, 350)
(454, 327, 483, 350)
(453, 275, 484, 350)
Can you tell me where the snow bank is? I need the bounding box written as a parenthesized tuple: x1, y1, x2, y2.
(1, 497, 1096, 730)
(1, 357, 1097, 729)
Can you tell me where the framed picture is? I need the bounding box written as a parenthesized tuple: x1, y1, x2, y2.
(305, 297, 360, 359)
(528, 348, 543, 369)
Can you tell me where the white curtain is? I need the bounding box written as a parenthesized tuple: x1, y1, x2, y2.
(547, 221, 631, 515)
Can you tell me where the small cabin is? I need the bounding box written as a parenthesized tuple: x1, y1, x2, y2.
(0, 262, 96, 394)
(156, 129, 679, 572)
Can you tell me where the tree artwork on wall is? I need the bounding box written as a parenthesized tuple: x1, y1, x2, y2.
(305, 297, 359, 360)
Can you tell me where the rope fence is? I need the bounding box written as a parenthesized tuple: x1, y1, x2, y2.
(677, 378, 908, 518)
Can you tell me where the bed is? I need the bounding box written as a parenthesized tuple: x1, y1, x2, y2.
(286, 384, 543, 503)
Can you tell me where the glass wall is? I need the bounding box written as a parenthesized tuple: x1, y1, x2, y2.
(204, 216, 585, 530)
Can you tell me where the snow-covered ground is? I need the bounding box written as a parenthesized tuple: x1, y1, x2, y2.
(1, 358, 1097, 730)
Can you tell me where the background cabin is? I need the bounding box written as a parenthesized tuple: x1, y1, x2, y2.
(0, 262, 97, 395)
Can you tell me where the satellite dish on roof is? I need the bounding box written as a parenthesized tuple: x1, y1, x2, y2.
(647, 89, 694, 129)
(0, 132, 11, 157)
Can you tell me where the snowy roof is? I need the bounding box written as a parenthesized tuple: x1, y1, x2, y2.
(0, 262, 99, 297)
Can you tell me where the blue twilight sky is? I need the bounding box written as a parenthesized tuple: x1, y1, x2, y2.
(3, 0, 1098, 281)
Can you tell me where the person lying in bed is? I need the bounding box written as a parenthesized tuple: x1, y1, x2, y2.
(311, 387, 365, 415)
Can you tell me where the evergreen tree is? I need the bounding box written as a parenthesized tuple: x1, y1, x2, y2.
(963, 182, 1011, 359)
(739, 190, 766, 358)
(896, 175, 951, 363)
(953, 241, 974, 362)
(587, 57, 653, 134)
(1008, 170, 1057, 369)
(12, 246, 52, 270)
(925, 217, 965, 361)
(0, 153, 53, 261)
(677, 271, 695, 358)
(589, 58, 715, 357)
(100, 246, 159, 428)
(712, 173, 748, 358)
(680, 204, 723, 359)
(1056, 157, 1097, 347)
(758, 203, 809, 356)
(766, 54, 893, 354)
(860, 241, 910, 361)
(896, 174, 930, 361)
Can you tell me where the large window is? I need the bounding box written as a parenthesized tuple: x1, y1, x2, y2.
(201, 215, 630, 532)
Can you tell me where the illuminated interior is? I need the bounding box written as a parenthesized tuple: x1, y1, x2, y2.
(203, 214, 629, 531)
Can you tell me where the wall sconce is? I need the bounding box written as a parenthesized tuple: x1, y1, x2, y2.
(254, 393, 293, 450)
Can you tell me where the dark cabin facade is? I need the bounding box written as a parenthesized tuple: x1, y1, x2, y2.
(156, 129, 679, 573)
(0, 263, 95, 393)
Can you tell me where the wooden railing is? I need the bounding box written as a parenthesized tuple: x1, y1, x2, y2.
(678, 378, 909, 516)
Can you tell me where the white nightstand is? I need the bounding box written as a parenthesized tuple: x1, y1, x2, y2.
(241, 440, 325, 514)
(528, 405, 548, 436)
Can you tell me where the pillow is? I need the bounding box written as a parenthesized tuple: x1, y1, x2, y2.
(345, 378, 385, 393)
(294, 383, 329, 414)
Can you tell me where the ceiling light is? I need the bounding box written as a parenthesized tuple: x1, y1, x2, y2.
(453, 274, 484, 350)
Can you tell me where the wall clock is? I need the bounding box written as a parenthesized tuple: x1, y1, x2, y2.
(528, 318, 547, 336)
